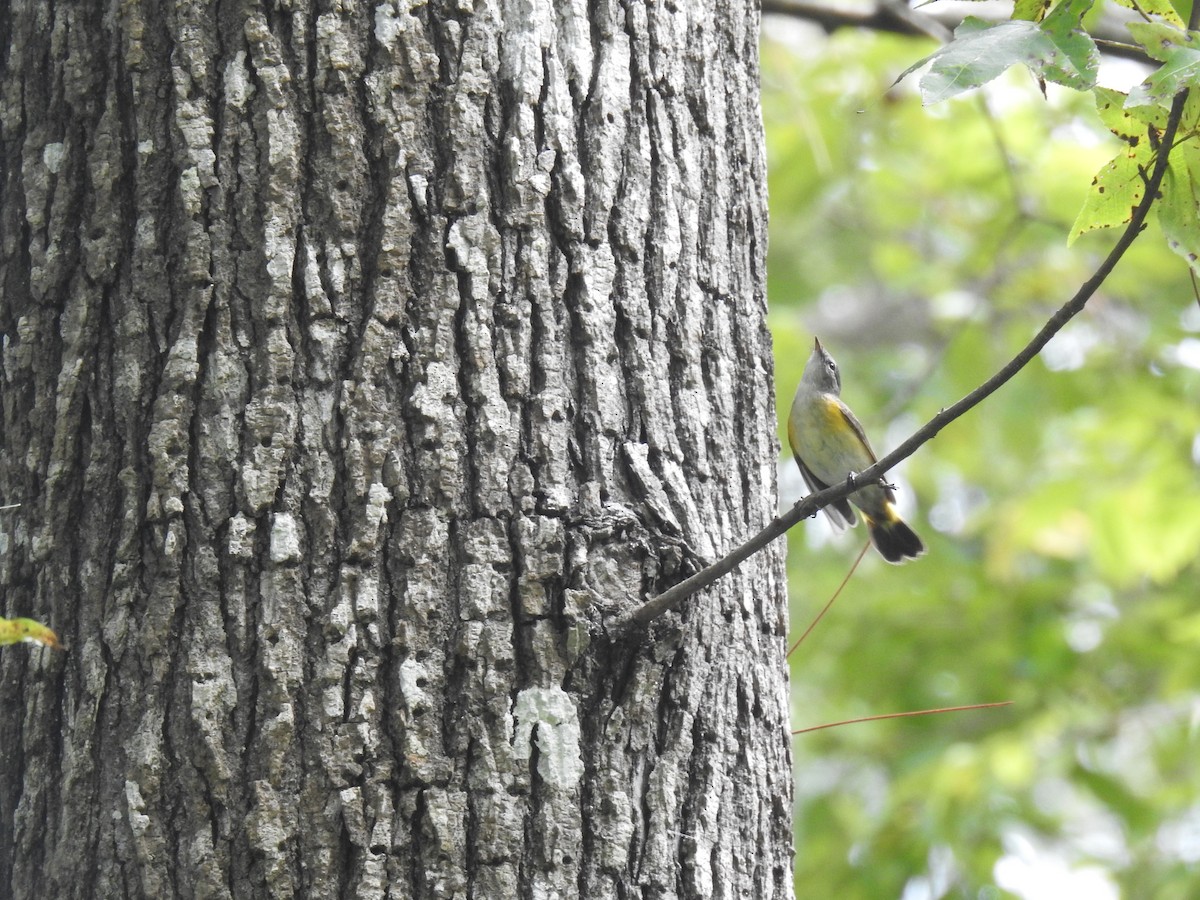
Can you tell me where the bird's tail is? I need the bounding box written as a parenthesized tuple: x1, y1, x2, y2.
(864, 511, 926, 564)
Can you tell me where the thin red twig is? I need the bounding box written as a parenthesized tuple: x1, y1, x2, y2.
(787, 540, 870, 658)
(792, 701, 1014, 735)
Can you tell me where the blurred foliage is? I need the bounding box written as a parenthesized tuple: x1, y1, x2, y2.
(765, 13, 1200, 900)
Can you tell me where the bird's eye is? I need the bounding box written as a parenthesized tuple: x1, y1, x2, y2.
(827, 361, 837, 373)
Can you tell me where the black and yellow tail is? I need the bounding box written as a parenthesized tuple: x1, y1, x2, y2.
(863, 511, 926, 564)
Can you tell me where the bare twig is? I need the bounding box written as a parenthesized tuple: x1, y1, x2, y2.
(762, 0, 1157, 65)
(792, 700, 1014, 735)
(877, 0, 951, 42)
(1094, 38, 1146, 56)
(787, 541, 869, 658)
(625, 77, 1192, 631)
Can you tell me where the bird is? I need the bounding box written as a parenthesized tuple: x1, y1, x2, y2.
(788, 337, 925, 563)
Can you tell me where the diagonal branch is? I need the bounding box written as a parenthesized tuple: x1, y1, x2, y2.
(625, 80, 1192, 631)
(762, 0, 1157, 64)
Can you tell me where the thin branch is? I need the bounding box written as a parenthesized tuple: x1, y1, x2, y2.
(762, 0, 1158, 65)
(786, 541, 869, 658)
(761, 0, 948, 41)
(1127, 0, 1155, 24)
(877, 0, 951, 42)
(1094, 38, 1146, 56)
(624, 79, 1192, 631)
(792, 701, 1014, 735)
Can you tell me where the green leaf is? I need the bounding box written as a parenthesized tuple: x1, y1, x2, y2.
(893, 17, 994, 103)
(1068, 83, 1181, 243)
(921, 21, 1048, 103)
(1115, 0, 1185, 30)
(896, 14, 1098, 105)
(1126, 32, 1200, 108)
(0, 616, 64, 650)
(1039, 0, 1100, 89)
(1068, 138, 1155, 242)
(1127, 22, 1197, 63)
(1127, 60, 1192, 112)
(1158, 142, 1200, 274)
(1094, 87, 1168, 138)
(1013, 0, 1052, 22)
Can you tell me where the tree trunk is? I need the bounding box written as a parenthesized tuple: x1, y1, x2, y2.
(0, 0, 792, 897)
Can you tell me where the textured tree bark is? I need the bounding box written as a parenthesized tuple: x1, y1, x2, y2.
(0, 0, 791, 897)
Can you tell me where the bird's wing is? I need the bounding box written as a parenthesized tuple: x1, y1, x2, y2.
(834, 399, 896, 503)
(793, 453, 856, 529)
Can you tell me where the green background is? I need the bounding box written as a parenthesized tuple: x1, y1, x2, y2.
(765, 21, 1200, 899)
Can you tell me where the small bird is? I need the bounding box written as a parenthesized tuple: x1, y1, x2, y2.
(788, 338, 925, 563)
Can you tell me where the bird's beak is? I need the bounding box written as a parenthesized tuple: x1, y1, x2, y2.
(814, 337, 823, 351)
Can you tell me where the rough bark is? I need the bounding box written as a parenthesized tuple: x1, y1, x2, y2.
(0, 0, 792, 897)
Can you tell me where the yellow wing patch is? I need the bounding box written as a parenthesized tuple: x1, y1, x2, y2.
(827, 398, 878, 464)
